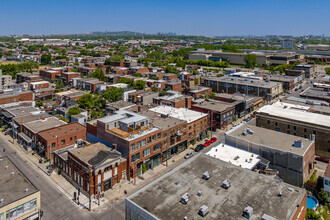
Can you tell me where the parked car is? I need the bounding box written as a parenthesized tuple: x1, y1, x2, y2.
(315, 157, 329, 163)
(195, 144, 204, 152)
(299, 85, 302, 89)
(203, 140, 211, 147)
(211, 137, 217, 143)
(294, 88, 298, 91)
(286, 91, 292, 94)
(184, 152, 194, 159)
(246, 117, 252, 122)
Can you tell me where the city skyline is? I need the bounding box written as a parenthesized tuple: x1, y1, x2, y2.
(0, 0, 329, 36)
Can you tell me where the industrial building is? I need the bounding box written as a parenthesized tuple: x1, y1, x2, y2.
(125, 154, 307, 220)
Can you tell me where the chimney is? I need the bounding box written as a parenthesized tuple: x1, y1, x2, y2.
(113, 143, 117, 151)
(137, 105, 142, 112)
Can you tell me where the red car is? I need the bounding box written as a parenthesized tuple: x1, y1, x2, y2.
(315, 157, 329, 163)
(203, 140, 211, 147)
(211, 137, 217, 143)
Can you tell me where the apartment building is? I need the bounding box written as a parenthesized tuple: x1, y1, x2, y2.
(204, 76, 283, 100)
(53, 142, 127, 197)
(188, 86, 212, 99)
(36, 122, 87, 159)
(0, 157, 41, 220)
(149, 106, 208, 142)
(0, 91, 33, 105)
(60, 72, 80, 85)
(295, 64, 314, 78)
(87, 110, 163, 181)
(16, 72, 41, 84)
(324, 164, 330, 202)
(153, 91, 192, 108)
(73, 78, 105, 93)
(226, 123, 315, 186)
(256, 102, 330, 157)
(29, 81, 49, 91)
(191, 100, 235, 130)
(0, 71, 13, 90)
(166, 79, 182, 92)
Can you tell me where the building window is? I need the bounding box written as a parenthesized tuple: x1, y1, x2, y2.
(304, 128, 307, 133)
(287, 131, 290, 134)
(52, 143, 56, 148)
(152, 135, 156, 141)
(293, 132, 296, 136)
(158, 133, 161, 139)
(183, 125, 187, 130)
(164, 133, 168, 138)
(131, 153, 140, 163)
(74, 136, 77, 140)
(142, 139, 146, 147)
(153, 143, 160, 152)
(325, 179, 329, 185)
(313, 130, 316, 135)
(137, 141, 141, 149)
(143, 148, 151, 157)
(267, 120, 270, 125)
(70, 137, 73, 141)
(275, 128, 280, 132)
(189, 126, 192, 130)
(147, 137, 151, 143)
(130, 144, 135, 151)
(293, 126, 296, 130)
(61, 140, 65, 144)
(275, 122, 278, 126)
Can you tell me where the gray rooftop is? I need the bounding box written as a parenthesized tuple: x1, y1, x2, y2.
(7, 106, 40, 117)
(127, 154, 306, 220)
(192, 100, 235, 112)
(0, 157, 39, 208)
(23, 117, 66, 134)
(226, 123, 314, 156)
(14, 112, 50, 125)
(206, 76, 281, 88)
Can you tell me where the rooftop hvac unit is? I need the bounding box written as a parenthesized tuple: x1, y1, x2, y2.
(202, 171, 210, 180)
(243, 205, 253, 219)
(261, 213, 279, 220)
(197, 190, 203, 197)
(221, 180, 231, 189)
(198, 205, 209, 217)
(180, 193, 190, 205)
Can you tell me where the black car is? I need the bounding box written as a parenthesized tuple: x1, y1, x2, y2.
(195, 144, 204, 152)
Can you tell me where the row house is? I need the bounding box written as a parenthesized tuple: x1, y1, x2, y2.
(73, 78, 105, 93)
(153, 91, 192, 108)
(165, 79, 182, 92)
(188, 86, 212, 99)
(0, 91, 33, 105)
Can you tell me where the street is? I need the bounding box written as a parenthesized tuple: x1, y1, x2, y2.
(0, 134, 126, 220)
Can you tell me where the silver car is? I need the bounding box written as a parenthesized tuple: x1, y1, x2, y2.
(184, 152, 194, 159)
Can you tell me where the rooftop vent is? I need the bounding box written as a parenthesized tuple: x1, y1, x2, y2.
(5, 166, 8, 169)
(243, 205, 253, 219)
(25, 188, 29, 193)
(278, 191, 282, 197)
(180, 193, 190, 205)
(11, 172, 15, 176)
(221, 180, 231, 189)
(0, 199, 3, 204)
(175, 180, 179, 185)
(198, 205, 209, 217)
(0, 159, 2, 162)
(197, 190, 202, 197)
(293, 139, 303, 148)
(202, 171, 210, 180)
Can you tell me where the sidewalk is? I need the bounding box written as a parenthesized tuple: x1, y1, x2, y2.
(0, 131, 205, 212)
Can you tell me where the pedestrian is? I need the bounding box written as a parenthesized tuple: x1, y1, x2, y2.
(124, 190, 127, 194)
(3, 148, 5, 152)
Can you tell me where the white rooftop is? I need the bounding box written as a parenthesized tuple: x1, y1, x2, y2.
(110, 83, 128, 88)
(205, 143, 260, 170)
(257, 101, 330, 127)
(149, 106, 207, 123)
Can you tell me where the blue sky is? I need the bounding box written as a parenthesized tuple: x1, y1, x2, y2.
(0, 0, 329, 36)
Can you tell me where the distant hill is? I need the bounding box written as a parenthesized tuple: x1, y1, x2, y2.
(86, 31, 145, 36)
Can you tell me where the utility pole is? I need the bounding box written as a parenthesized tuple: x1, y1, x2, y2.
(49, 144, 51, 175)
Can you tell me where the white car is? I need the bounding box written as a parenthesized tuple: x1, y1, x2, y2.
(184, 152, 194, 159)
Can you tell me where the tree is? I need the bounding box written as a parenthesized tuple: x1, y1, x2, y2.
(55, 78, 64, 90)
(68, 107, 81, 120)
(78, 94, 93, 110)
(133, 73, 143, 77)
(325, 67, 330, 75)
(102, 87, 124, 102)
(151, 87, 158, 92)
(134, 80, 146, 90)
(117, 77, 134, 87)
(40, 54, 52, 65)
(71, 68, 78, 72)
(317, 188, 328, 205)
(90, 68, 107, 81)
(209, 92, 215, 99)
(306, 208, 320, 220)
(244, 54, 257, 68)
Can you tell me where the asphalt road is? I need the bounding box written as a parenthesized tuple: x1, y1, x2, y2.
(0, 135, 125, 220)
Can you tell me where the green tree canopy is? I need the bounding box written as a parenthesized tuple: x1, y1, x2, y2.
(68, 107, 81, 121)
(102, 87, 124, 102)
(40, 54, 52, 65)
(117, 77, 134, 87)
(55, 78, 64, 90)
(317, 188, 328, 205)
(133, 80, 146, 90)
(78, 94, 93, 110)
(306, 208, 320, 220)
(325, 67, 330, 75)
(244, 54, 257, 68)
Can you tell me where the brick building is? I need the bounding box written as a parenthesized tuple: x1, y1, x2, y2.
(60, 72, 80, 85)
(166, 79, 182, 92)
(256, 102, 330, 158)
(153, 91, 192, 108)
(0, 91, 33, 105)
(53, 142, 127, 197)
(29, 81, 49, 90)
(188, 86, 212, 99)
(37, 122, 87, 159)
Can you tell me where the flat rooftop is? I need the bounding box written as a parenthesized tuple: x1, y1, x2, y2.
(7, 106, 41, 117)
(300, 87, 330, 101)
(37, 122, 86, 141)
(23, 117, 66, 134)
(256, 102, 330, 128)
(127, 154, 306, 220)
(206, 143, 260, 170)
(149, 106, 207, 123)
(226, 123, 314, 156)
(192, 100, 235, 113)
(14, 112, 50, 125)
(206, 76, 281, 88)
(107, 101, 136, 110)
(0, 157, 39, 208)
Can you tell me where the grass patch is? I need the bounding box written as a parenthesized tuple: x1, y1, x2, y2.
(309, 170, 318, 183)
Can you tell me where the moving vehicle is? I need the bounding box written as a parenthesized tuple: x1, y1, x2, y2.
(195, 144, 204, 152)
(184, 152, 194, 159)
(315, 157, 329, 163)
